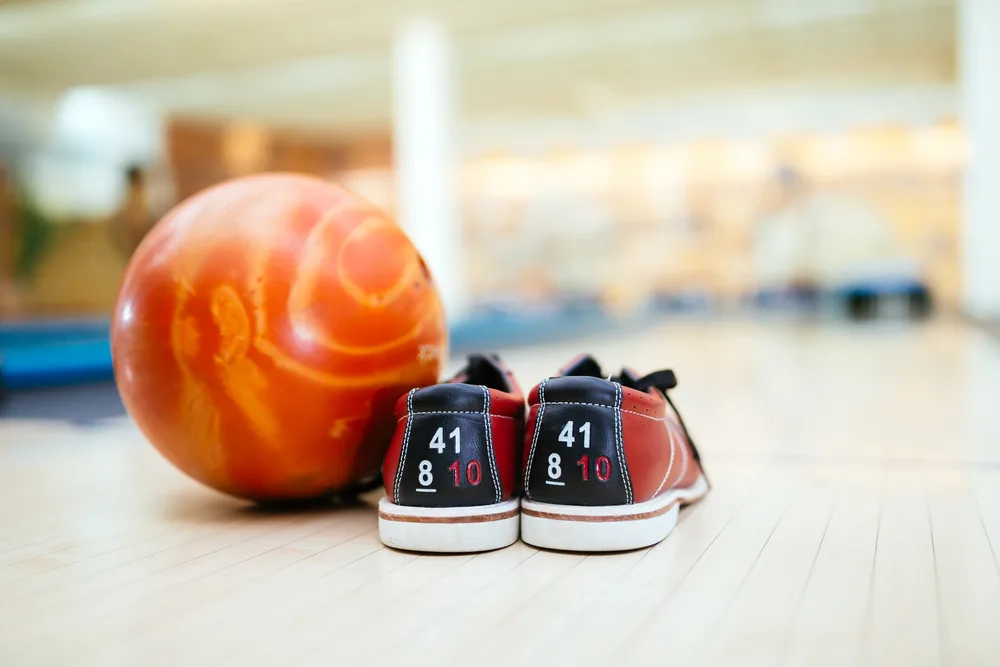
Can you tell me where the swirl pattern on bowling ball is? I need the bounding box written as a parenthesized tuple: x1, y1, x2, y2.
(112, 174, 447, 501)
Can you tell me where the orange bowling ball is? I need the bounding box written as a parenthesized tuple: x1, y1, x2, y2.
(112, 173, 447, 501)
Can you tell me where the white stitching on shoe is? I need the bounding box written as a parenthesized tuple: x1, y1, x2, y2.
(482, 386, 502, 504)
(614, 383, 634, 504)
(540, 401, 667, 421)
(523, 379, 547, 494)
(675, 422, 689, 489)
(653, 422, 678, 497)
(393, 389, 416, 504)
(396, 412, 516, 422)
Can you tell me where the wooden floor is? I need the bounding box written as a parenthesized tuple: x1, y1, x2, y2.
(2, 316, 999, 667)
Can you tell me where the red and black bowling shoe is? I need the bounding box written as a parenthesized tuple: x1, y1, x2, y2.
(520, 355, 709, 551)
(379, 354, 524, 552)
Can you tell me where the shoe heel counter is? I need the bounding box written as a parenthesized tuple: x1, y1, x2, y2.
(391, 385, 504, 507)
(523, 377, 633, 506)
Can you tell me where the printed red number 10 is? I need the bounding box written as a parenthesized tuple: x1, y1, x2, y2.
(448, 460, 482, 486)
(576, 455, 612, 482)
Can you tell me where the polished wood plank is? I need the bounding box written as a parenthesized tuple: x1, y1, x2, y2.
(1, 317, 999, 666)
(784, 467, 883, 667)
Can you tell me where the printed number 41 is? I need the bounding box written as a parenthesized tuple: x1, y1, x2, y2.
(430, 427, 461, 454)
(558, 421, 591, 448)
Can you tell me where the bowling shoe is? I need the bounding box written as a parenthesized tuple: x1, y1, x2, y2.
(379, 354, 524, 552)
(520, 355, 709, 552)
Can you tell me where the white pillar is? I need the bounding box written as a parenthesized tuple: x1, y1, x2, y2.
(392, 18, 468, 320)
(960, 0, 1000, 319)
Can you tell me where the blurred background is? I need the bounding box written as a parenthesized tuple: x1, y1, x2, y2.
(0, 0, 996, 407)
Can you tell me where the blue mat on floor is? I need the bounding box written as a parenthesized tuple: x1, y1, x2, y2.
(0, 318, 110, 348)
(1, 318, 114, 389)
(1, 339, 115, 389)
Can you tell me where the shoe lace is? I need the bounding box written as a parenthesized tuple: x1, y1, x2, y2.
(628, 369, 704, 468)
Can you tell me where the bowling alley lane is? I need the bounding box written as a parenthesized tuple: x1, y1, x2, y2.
(2, 315, 999, 667)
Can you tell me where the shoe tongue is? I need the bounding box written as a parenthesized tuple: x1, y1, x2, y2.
(451, 354, 512, 392)
(618, 367, 641, 386)
(558, 354, 604, 378)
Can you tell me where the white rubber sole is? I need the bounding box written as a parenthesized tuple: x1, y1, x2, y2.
(378, 497, 520, 553)
(520, 474, 710, 552)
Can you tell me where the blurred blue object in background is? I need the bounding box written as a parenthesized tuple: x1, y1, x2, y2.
(0, 307, 636, 392)
(2, 340, 112, 389)
(0, 317, 109, 348)
(1, 318, 112, 391)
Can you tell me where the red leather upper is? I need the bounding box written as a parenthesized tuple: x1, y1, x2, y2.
(618, 385, 703, 503)
(523, 375, 703, 505)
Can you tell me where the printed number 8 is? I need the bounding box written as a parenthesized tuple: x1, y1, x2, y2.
(548, 453, 561, 479)
(418, 460, 433, 486)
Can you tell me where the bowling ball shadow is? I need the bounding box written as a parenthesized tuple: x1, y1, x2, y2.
(246, 485, 383, 515)
(163, 385, 411, 522)
(162, 483, 382, 523)
(237, 382, 407, 519)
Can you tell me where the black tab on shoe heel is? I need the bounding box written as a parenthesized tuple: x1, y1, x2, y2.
(524, 377, 632, 506)
(394, 385, 501, 508)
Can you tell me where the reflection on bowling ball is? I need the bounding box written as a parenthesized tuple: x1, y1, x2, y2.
(112, 173, 447, 501)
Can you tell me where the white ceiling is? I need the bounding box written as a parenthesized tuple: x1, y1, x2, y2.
(0, 0, 957, 133)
